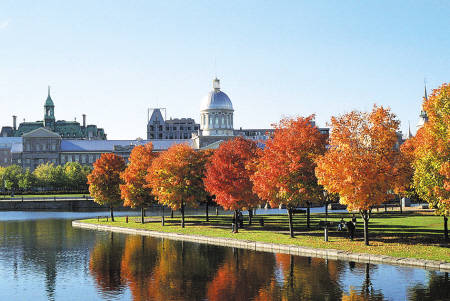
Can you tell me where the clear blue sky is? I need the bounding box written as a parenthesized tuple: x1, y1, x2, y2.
(0, 1, 448, 139)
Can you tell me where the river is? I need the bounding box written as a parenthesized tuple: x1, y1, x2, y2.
(0, 211, 448, 300)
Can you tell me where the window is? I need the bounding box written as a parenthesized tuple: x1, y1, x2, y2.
(89, 155, 94, 163)
(75, 155, 79, 162)
(159, 126, 162, 131)
(52, 144, 56, 151)
(159, 133, 162, 139)
(180, 126, 183, 130)
(166, 126, 169, 130)
(81, 155, 86, 164)
(150, 126, 154, 131)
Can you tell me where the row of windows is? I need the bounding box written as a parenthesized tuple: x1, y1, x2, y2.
(201, 113, 233, 129)
(61, 154, 101, 164)
(148, 133, 191, 139)
(149, 125, 199, 131)
(25, 143, 57, 152)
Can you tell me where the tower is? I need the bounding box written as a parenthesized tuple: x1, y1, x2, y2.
(417, 83, 429, 130)
(44, 86, 55, 129)
(200, 78, 234, 136)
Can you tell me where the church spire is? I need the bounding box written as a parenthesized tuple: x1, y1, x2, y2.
(48, 85, 50, 97)
(424, 82, 428, 101)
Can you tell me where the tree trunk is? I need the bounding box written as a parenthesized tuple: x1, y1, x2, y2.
(325, 202, 328, 220)
(399, 197, 403, 214)
(110, 205, 114, 222)
(180, 203, 185, 228)
(234, 210, 239, 233)
(216, 206, 219, 216)
(206, 201, 209, 222)
(360, 210, 370, 246)
(141, 206, 145, 224)
(171, 210, 174, 218)
(306, 202, 311, 229)
(161, 206, 165, 226)
(288, 207, 294, 238)
(248, 209, 253, 226)
(444, 215, 448, 241)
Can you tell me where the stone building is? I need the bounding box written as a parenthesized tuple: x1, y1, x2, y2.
(4, 129, 192, 171)
(147, 108, 200, 139)
(1, 87, 107, 140)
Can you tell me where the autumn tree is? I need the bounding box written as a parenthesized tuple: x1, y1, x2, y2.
(251, 116, 327, 238)
(147, 144, 208, 228)
(204, 137, 261, 233)
(87, 153, 126, 221)
(412, 83, 449, 240)
(315, 105, 402, 245)
(120, 143, 157, 223)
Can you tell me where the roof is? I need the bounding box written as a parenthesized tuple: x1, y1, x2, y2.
(61, 139, 194, 152)
(22, 127, 61, 138)
(0, 137, 23, 153)
(200, 78, 234, 111)
(45, 86, 54, 107)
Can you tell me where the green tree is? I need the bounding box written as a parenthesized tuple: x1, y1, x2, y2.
(64, 162, 87, 191)
(3, 165, 23, 193)
(18, 169, 35, 191)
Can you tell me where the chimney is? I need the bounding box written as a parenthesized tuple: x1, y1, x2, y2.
(82, 114, 86, 128)
(12, 115, 17, 131)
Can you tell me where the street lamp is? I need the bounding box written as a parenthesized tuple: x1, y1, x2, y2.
(323, 190, 329, 242)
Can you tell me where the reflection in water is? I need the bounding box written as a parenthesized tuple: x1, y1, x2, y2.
(0, 213, 449, 300)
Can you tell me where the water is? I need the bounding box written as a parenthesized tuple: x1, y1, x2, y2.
(0, 211, 448, 300)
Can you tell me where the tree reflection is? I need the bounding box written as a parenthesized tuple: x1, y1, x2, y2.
(266, 254, 344, 301)
(120, 235, 159, 301)
(342, 263, 384, 301)
(407, 271, 450, 300)
(89, 232, 126, 295)
(206, 249, 276, 301)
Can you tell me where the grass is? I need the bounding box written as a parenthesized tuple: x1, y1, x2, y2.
(81, 211, 450, 262)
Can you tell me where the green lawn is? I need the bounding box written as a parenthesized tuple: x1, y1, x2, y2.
(82, 211, 449, 262)
(0, 193, 88, 199)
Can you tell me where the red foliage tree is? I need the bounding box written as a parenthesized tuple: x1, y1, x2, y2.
(251, 116, 327, 237)
(147, 144, 208, 227)
(120, 143, 157, 223)
(87, 153, 126, 221)
(204, 137, 261, 232)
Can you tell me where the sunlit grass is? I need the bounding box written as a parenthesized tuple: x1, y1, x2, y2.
(82, 211, 449, 262)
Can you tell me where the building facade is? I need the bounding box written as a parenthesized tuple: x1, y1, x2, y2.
(147, 108, 200, 140)
(1, 87, 107, 140)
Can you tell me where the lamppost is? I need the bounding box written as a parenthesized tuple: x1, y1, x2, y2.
(323, 190, 329, 242)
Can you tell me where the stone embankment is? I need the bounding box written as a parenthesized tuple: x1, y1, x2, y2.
(72, 220, 450, 272)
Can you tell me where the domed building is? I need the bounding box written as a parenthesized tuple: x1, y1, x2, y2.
(200, 78, 234, 136)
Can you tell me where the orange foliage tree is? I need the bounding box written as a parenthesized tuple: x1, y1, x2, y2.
(251, 116, 327, 237)
(203, 137, 261, 232)
(412, 83, 449, 240)
(147, 144, 208, 228)
(88, 153, 126, 221)
(120, 143, 157, 223)
(315, 105, 402, 245)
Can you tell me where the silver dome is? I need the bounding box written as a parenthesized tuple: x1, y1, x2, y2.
(200, 78, 234, 111)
